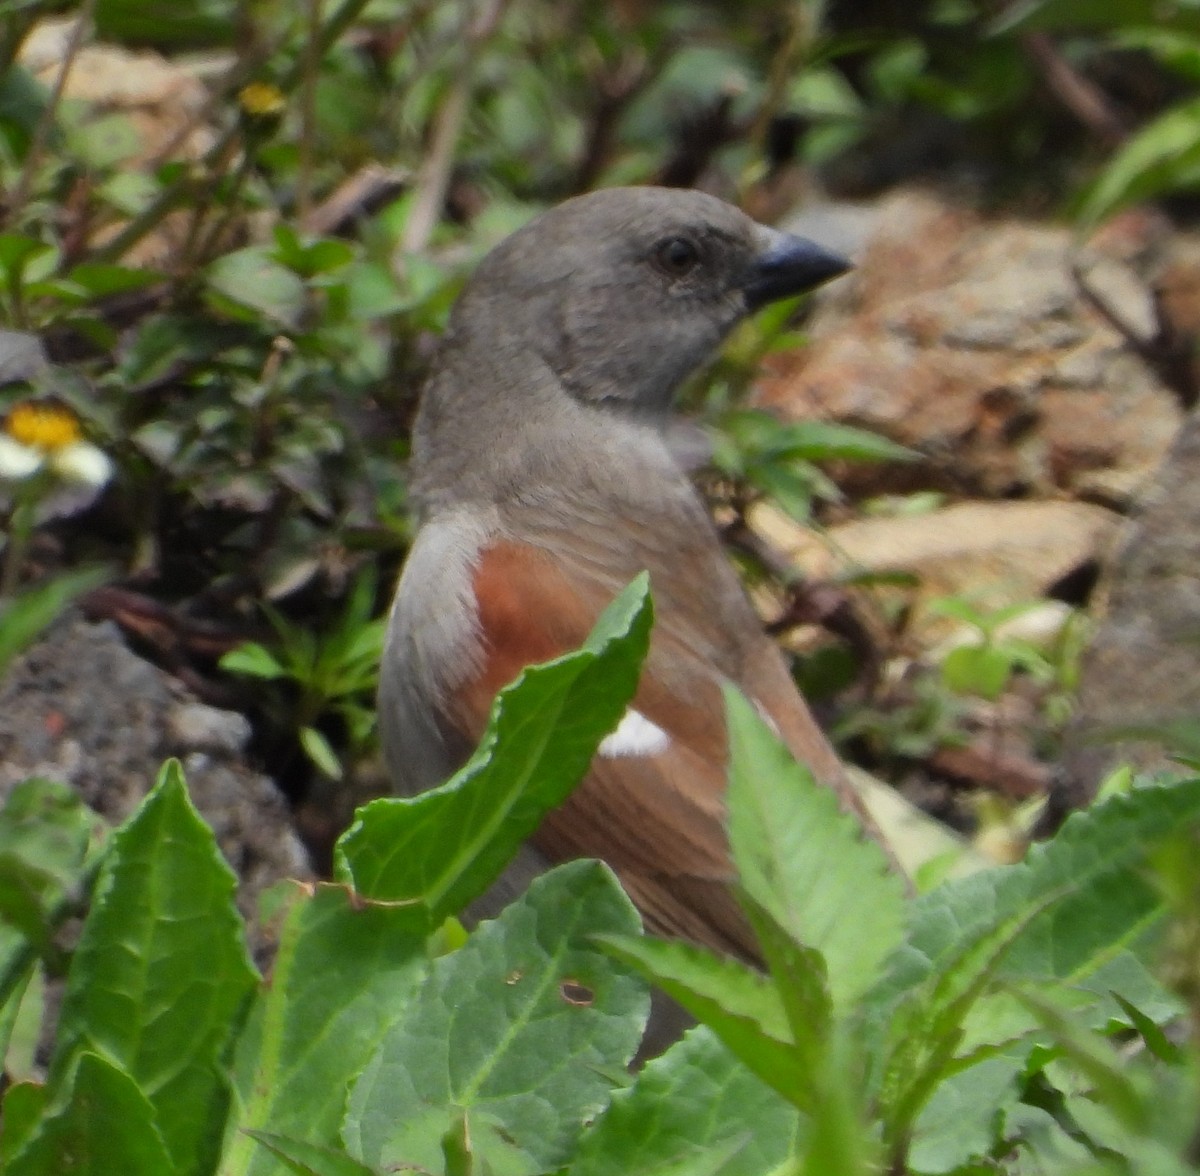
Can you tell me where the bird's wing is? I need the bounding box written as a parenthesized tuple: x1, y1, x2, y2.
(444, 534, 855, 958)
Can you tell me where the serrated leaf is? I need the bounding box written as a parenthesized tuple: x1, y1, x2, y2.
(724, 689, 906, 1008)
(221, 884, 428, 1176)
(51, 761, 257, 1176)
(907, 1052, 1026, 1175)
(876, 780, 1200, 1007)
(344, 861, 648, 1173)
(595, 933, 812, 1111)
(877, 891, 1062, 1152)
(7, 1052, 173, 1176)
(572, 1026, 799, 1176)
(861, 777, 1200, 1150)
(1008, 985, 1148, 1133)
(738, 891, 832, 1071)
(335, 575, 651, 921)
(243, 1131, 379, 1176)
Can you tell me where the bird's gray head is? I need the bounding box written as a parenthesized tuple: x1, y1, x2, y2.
(440, 186, 850, 414)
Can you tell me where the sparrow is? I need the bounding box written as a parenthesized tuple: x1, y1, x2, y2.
(380, 186, 859, 959)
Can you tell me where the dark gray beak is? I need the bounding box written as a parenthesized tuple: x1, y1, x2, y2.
(744, 230, 851, 310)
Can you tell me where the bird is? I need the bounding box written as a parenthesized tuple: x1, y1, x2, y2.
(379, 185, 863, 960)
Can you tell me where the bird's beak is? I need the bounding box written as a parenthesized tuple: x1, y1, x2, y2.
(744, 228, 852, 310)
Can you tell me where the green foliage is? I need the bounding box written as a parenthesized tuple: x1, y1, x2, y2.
(0, 566, 109, 679)
(0, 582, 1198, 1174)
(336, 573, 653, 920)
(221, 569, 387, 780)
(711, 408, 916, 524)
(603, 694, 1200, 1175)
(3, 2, 1200, 1171)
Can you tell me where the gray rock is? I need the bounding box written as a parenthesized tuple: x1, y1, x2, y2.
(0, 614, 312, 945)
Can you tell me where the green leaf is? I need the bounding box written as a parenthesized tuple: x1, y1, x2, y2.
(335, 575, 652, 921)
(207, 246, 307, 328)
(0, 235, 52, 284)
(1111, 991, 1183, 1065)
(772, 420, 915, 464)
(1008, 986, 1148, 1133)
(860, 776, 1200, 1148)
(906, 1052, 1026, 1175)
(940, 644, 1014, 700)
(0, 567, 111, 678)
(7, 1052, 173, 1176)
(1076, 96, 1200, 228)
(739, 891, 832, 1071)
(724, 689, 906, 1008)
(876, 779, 1200, 1007)
(300, 726, 344, 780)
(65, 263, 165, 299)
(0, 1082, 46, 1167)
(221, 884, 428, 1176)
(0, 776, 98, 897)
(344, 860, 648, 1173)
(95, 0, 240, 47)
(221, 642, 288, 679)
(572, 1026, 799, 1176)
(243, 1131, 379, 1176)
(51, 761, 257, 1176)
(596, 933, 810, 1111)
(876, 892, 1063, 1154)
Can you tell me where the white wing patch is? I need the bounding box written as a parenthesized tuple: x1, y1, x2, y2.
(598, 709, 670, 758)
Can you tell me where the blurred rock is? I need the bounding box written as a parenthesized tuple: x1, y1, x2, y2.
(1061, 408, 1200, 799)
(0, 614, 311, 951)
(19, 20, 220, 163)
(750, 498, 1119, 640)
(760, 191, 1191, 506)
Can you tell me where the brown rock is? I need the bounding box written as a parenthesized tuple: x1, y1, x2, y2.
(760, 191, 1187, 504)
(750, 498, 1119, 639)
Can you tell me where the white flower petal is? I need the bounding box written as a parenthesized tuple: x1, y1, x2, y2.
(0, 435, 44, 479)
(51, 441, 113, 487)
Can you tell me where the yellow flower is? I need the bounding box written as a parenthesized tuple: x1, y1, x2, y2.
(0, 402, 112, 486)
(238, 82, 287, 119)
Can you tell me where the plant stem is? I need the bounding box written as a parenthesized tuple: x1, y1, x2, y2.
(6, 0, 97, 223)
(296, 0, 323, 225)
(401, 0, 512, 254)
(0, 473, 47, 599)
(746, 0, 825, 182)
(87, 0, 376, 267)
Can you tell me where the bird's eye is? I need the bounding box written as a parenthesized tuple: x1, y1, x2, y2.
(652, 236, 701, 277)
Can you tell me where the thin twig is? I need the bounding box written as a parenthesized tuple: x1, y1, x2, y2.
(746, 0, 825, 170)
(7, 0, 97, 221)
(1021, 31, 1126, 147)
(87, 0, 376, 267)
(1071, 255, 1199, 408)
(400, 0, 511, 254)
(296, 0, 323, 224)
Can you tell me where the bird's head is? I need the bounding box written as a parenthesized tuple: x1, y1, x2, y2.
(444, 186, 850, 415)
